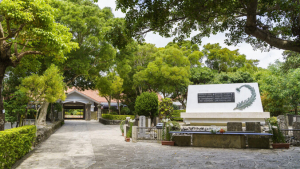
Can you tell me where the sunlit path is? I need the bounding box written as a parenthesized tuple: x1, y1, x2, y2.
(17, 120, 300, 169)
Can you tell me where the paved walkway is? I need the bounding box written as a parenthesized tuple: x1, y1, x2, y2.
(17, 120, 300, 169)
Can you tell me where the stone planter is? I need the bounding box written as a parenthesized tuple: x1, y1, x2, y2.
(125, 137, 130, 142)
(162, 141, 175, 146)
(272, 143, 290, 149)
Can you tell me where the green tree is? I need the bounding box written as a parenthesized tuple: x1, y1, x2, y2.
(190, 67, 214, 85)
(135, 92, 158, 121)
(51, 0, 116, 89)
(158, 98, 173, 119)
(111, 76, 124, 115)
(116, 42, 157, 111)
(19, 65, 66, 125)
(133, 47, 190, 97)
(281, 51, 300, 72)
(0, 0, 77, 129)
(257, 61, 288, 116)
(211, 71, 254, 84)
(284, 68, 300, 115)
(165, 40, 203, 67)
(117, 0, 300, 52)
(96, 72, 123, 114)
(3, 90, 29, 127)
(203, 43, 258, 73)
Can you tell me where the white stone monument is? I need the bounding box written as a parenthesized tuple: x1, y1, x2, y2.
(181, 83, 270, 125)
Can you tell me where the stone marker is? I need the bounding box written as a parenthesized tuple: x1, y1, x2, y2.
(132, 126, 137, 143)
(227, 122, 242, 131)
(182, 83, 270, 125)
(139, 116, 146, 137)
(246, 122, 261, 133)
(148, 118, 151, 127)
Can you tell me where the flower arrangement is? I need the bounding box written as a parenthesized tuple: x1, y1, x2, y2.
(219, 129, 225, 134)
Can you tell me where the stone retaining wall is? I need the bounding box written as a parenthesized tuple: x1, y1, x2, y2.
(99, 118, 121, 125)
(34, 120, 64, 146)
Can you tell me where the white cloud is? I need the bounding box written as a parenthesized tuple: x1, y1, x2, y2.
(97, 1, 284, 68)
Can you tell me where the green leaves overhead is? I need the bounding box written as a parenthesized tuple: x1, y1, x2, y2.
(116, 0, 300, 52)
(0, 0, 78, 61)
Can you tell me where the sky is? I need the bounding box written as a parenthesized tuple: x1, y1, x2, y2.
(97, 1, 284, 69)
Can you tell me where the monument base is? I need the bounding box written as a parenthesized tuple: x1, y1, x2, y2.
(181, 112, 270, 125)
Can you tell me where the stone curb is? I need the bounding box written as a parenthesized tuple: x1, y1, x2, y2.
(99, 118, 121, 125)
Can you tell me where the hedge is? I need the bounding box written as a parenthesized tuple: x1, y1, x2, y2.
(102, 114, 135, 120)
(0, 125, 36, 169)
(171, 110, 186, 121)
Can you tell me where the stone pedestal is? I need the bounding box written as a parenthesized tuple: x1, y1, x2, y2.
(246, 122, 261, 133)
(173, 136, 191, 146)
(132, 126, 137, 143)
(248, 136, 270, 149)
(227, 122, 242, 131)
(85, 103, 91, 121)
(193, 134, 246, 148)
(293, 122, 300, 140)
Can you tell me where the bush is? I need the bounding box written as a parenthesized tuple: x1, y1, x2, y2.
(135, 92, 158, 120)
(159, 98, 174, 119)
(102, 114, 135, 121)
(121, 107, 131, 115)
(0, 125, 36, 169)
(171, 110, 186, 121)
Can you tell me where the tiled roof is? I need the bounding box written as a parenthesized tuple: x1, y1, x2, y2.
(66, 87, 117, 103)
(66, 87, 163, 103)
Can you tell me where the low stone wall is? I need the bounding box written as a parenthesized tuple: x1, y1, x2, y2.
(34, 120, 64, 146)
(99, 118, 121, 125)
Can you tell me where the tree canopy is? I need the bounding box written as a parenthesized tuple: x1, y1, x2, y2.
(116, 0, 300, 53)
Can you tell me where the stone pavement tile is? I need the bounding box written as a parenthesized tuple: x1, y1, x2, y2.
(16, 120, 300, 169)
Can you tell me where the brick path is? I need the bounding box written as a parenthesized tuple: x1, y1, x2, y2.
(16, 120, 300, 169)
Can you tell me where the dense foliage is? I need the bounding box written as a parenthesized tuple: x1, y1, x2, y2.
(135, 92, 158, 120)
(0, 125, 36, 169)
(158, 98, 174, 119)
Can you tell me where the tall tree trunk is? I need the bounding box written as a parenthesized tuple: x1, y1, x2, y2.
(295, 105, 298, 115)
(37, 101, 49, 126)
(0, 62, 8, 131)
(108, 101, 111, 114)
(117, 100, 120, 115)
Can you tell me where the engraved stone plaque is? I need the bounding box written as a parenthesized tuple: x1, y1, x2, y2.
(198, 92, 235, 103)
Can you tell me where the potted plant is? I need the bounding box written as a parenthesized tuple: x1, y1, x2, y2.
(120, 120, 125, 136)
(268, 117, 289, 149)
(125, 121, 133, 142)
